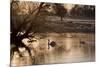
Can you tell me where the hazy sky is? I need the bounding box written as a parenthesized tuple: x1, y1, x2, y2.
(64, 4, 75, 11)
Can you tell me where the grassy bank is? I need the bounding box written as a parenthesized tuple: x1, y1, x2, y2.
(31, 20, 95, 33)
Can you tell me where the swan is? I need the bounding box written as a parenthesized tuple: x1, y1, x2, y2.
(48, 39, 56, 50)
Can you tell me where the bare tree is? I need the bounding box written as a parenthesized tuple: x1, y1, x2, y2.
(10, 0, 44, 58)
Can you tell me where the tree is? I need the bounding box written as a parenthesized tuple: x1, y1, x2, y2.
(70, 4, 95, 18)
(83, 5, 95, 18)
(10, 0, 45, 59)
(54, 3, 67, 21)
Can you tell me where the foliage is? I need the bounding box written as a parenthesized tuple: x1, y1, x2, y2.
(70, 5, 95, 18)
(53, 3, 67, 21)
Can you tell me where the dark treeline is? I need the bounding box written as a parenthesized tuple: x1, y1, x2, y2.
(70, 5, 95, 18)
(39, 3, 95, 19)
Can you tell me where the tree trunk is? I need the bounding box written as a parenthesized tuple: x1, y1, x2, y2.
(61, 16, 63, 21)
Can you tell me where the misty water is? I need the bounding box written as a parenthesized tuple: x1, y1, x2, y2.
(38, 33, 95, 64)
(11, 33, 95, 66)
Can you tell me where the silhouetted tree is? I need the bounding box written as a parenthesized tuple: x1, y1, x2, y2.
(10, 0, 45, 58)
(54, 3, 67, 21)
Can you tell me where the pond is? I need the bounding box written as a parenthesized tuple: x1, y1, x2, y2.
(11, 33, 95, 66)
(34, 33, 95, 64)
